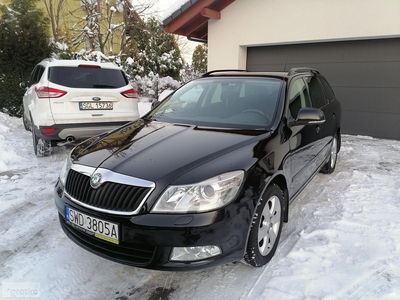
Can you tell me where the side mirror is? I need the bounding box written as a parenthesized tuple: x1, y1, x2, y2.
(289, 107, 325, 127)
(19, 82, 28, 89)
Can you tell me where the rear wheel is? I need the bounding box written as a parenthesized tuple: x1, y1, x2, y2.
(22, 113, 31, 131)
(32, 126, 52, 157)
(244, 184, 283, 267)
(320, 134, 338, 174)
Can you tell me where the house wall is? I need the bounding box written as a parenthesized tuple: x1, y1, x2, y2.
(207, 0, 400, 70)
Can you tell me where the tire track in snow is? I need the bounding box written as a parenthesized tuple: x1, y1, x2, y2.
(327, 256, 400, 300)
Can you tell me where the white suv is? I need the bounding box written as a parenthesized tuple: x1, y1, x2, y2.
(21, 59, 140, 156)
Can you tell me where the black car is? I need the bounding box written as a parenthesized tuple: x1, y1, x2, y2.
(54, 68, 341, 271)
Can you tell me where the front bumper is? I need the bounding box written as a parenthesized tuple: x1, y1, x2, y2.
(54, 179, 252, 271)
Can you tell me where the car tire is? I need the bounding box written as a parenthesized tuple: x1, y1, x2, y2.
(320, 134, 338, 174)
(22, 113, 31, 131)
(244, 184, 283, 267)
(32, 126, 52, 157)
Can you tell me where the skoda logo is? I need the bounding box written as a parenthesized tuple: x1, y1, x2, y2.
(90, 173, 102, 189)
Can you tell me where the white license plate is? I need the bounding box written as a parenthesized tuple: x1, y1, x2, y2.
(65, 207, 119, 244)
(79, 102, 113, 110)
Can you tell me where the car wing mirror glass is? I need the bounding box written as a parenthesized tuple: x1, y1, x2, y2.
(289, 107, 325, 127)
(19, 82, 28, 89)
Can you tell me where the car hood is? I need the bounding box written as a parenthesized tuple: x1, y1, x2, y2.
(71, 119, 270, 183)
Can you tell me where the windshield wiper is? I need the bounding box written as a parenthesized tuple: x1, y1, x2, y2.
(194, 126, 271, 135)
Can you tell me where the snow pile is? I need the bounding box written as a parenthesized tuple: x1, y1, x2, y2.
(0, 113, 26, 172)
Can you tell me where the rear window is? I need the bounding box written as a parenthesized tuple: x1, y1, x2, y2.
(48, 66, 129, 88)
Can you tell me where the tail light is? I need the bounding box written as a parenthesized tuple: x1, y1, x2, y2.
(35, 86, 67, 98)
(121, 88, 138, 99)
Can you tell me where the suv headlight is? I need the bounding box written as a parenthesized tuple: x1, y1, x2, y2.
(151, 170, 244, 213)
(59, 156, 72, 186)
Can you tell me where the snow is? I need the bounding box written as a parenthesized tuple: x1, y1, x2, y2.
(161, 0, 191, 22)
(1, 107, 400, 299)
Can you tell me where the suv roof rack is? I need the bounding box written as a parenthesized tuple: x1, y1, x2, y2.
(202, 69, 247, 77)
(41, 58, 57, 63)
(288, 67, 319, 76)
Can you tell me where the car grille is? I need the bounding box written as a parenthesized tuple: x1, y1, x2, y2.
(59, 215, 156, 266)
(65, 169, 151, 213)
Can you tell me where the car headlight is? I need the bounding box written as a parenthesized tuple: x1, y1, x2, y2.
(59, 155, 72, 186)
(151, 170, 244, 213)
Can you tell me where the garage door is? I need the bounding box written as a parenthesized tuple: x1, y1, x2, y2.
(247, 38, 400, 140)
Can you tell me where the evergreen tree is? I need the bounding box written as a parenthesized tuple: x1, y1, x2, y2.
(0, 0, 53, 116)
(192, 44, 208, 74)
(125, 17, 183, 81)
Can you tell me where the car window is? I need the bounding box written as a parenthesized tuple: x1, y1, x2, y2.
(48, 66, 129, 88)
(149, 77, 282, 130)
(289, 78, 311, 118)
(29, 65, 44, 85)
(306, 75, 327, 108)
(29, 66, 38, 84)
(319, 77, 335, 102)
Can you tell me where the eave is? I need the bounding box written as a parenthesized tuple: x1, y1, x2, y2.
(163, 0, 235, 43)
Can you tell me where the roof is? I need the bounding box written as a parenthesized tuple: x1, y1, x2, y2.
(162, 0, 235, 43)
(39, 59, 121, 69)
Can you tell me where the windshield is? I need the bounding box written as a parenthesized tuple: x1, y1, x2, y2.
(148, 77, 283, 129)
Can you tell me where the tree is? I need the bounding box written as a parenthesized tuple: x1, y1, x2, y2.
(40, 0, 69, 43)
(0, 0, 53, 117)
(192, 44, 208, 74)
(125, 17, 183, 80)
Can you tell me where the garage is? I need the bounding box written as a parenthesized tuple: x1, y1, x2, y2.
(247, 38, 400, 140)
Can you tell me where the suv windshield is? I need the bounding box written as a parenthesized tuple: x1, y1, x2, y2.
(149, 77, 282, 129)
(48, 66, 128, 88)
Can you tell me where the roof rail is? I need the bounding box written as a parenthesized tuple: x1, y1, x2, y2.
(287, 67, 319, 76)
(202, 69, 247, 77)
(41, 58, 56, 63)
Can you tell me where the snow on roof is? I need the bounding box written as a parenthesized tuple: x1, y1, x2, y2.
(161, 0, 196, 24)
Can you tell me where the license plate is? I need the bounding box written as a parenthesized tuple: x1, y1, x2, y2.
(65, 207, 119, 244)
(79, 102, 113, 110)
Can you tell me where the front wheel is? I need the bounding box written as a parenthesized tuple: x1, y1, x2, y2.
(32, 127, 52, 157)
(244, 184, 283, 267)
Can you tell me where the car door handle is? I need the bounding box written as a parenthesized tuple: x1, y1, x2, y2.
(316, 125, 321, 133)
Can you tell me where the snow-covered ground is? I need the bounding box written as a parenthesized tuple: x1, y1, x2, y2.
(1, 103, 400, 300)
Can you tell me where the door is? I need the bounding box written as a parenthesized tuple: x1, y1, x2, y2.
(287, 77, 321, 196)
(23, 65, 45, 122)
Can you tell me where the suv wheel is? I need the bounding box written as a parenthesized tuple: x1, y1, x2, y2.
(32, 127, 52, 157)
(23, 113, 31, 131)
(244, 184, 283, 267)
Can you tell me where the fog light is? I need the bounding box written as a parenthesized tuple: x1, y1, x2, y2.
(170, 246, 222, 262)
